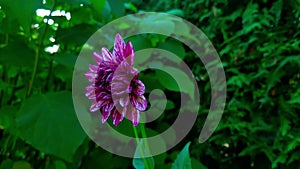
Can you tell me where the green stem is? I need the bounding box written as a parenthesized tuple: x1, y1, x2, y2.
(26, 0, 56, 97)
(140, 123, 153, 169)
(27, 45, 40, 97)
(132, 126, 149, 169)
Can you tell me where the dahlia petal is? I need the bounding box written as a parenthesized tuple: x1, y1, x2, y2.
(106, 72, 113, 82)
(102, 48, 113, 61)
(104, 102, 114, 112)
(112, 76, 131, 85)
(111, 81, 131, 94)
(93, 52, 102, 64)
(89, 64, 98, 73)
(112, 109, 124, 126)
(90, 100, 100, 112)
(134, 80, 145, 95)
(130, 67, 139, 77)
(102, 94, 112, 100)
(86, 84, 94, 91)
(99, 61, 116, 71)
(85, 89, 96, 99)
(127, 107, 140, 126)
(112, 90, 127, 96)
(84, 71, 97, 82)
(124, 42, 135, 66)
(119, 97, 130, 107)
(131, 95, 147, 111)
(120, 61, 138, 76)
(101, 106, 111, 123)
(113, 34, 126, 61)
(98, 100, 111, 109)
(95, 90, 107, 98)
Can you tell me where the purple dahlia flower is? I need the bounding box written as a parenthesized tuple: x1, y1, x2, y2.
(84, 34, 147, 126)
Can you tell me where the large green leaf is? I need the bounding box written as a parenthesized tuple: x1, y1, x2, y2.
(107, 0, 125, 16)
(155, 67, 195, 100)
(171, 142, 192, 169)
(45, 160, 67, 169)
(156, 70, 179, 92)
(90, 0, 106, 18)
(158, 38, 186, 60)
(12, 161, 32, 169)
(0, 106, 17, 129)
(0, 41, 35, 67)
(0, 0, 41, 34)
(52, 53, 77, 68)
(56, 24, 97, 46)
(16, 91, 87, 162)
(0, 159, 13, 169)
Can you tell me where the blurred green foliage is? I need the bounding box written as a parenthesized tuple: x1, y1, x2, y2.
(0, 0, 299, 168)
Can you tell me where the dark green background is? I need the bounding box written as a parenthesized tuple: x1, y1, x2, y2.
(0, 0, 299, 168)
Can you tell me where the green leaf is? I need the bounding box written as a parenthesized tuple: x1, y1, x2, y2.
(225, 8, 243, 22)
(166, 100, 175, 110)
(139, 14, 175, 36)
(45, 159, 67, 169)
(155, 67, 195, 100)
(107, 0, 125, 16)
(0, 9, 4, 23)
(52, 53, 77, 68)
(171, 142, 192, 169)
(57, 0, 91, 5)
(242, 3, 260, 34)
(279, 117, 291, 136)
(270, 0, 283, 25)
(156, 70, 179, 92)
(287, 137, 300, 152)
(12, 161, 32, 169)
(124, 2, 138, 13)
(131, 38, 153, 67)
(158, 38, 186, 60)
(139, 73, 165, 92)
(0, 0, 41, 34)
(166, 9, 184, 17)
(0, 106, 18, 129)
(239, 143, 264, 157)
(272, 153, 287, 168)
(288, 95, 300, 105)
(56, 24, 97, 46)
(69, 7, 96, 25)
(227, 75, 250, 88)
(128, 36, 153, 51)
(16, 91, 87, 162)
(90, 0, 106, 19)
(242, 3, 259, 25)
(53, 160, 66, 169)
(0, 159, 13, 169)
(0, 41, 35, 67)
(133, 157, 155, 169)
(133, 140, 155, 169)
(53, 64, 73, 82)
(191, 158, 207, 169)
